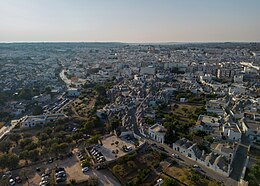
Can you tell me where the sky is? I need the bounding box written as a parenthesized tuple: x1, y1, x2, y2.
(0, 0, 260, 43)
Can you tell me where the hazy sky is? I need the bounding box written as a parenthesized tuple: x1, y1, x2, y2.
(0, 0, 259, 43)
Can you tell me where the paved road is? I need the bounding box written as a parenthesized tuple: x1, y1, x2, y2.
(131, 103, 238, 186)
(149, 140, 238, 186)
(89, 169, 121, 186)
(230, 133, 249, 181)
(59, 70, 72, 87)
(128, 108, 143, 137)
(0, 120, 19, 141)
(230, 144, 248, 181)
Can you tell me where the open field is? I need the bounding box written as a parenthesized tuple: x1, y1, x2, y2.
(163, 164, 220, 186)
(108, 148, 162, 185)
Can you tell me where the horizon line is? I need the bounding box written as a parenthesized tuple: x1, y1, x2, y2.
(0, 41, 260, 44)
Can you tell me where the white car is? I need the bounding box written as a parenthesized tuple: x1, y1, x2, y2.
(82, 167, 89, 172)
(55, 171, 65, 176)
(97, 156, 104, 161)
(9, 179, 15, 186)
(39, 180, 48, 186)
(91, 151, 97, 155)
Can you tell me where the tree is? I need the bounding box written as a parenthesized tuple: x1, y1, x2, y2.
(193, 130, 207, 137)
(27, 149, 40, 162)
(32, 105, 43, 115)
(252, 163, 260, 177)
(0, 112, 12, 122)
(38, 133, 49, 141)
(81, 159, 90, 167)
(9, 133, 21, 144)
(0, 140, 11, 153)
(20, 138, 33, 148)
(162, 178, 178, 186)
(110, 116, 121, 131)
(0, 153, 19, 169)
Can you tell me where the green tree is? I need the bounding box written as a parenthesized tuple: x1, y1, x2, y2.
(28, 149, 40, 162)
(32, 105, 43, 115)
(38, 133, 49, 141)
(0, 140, 11, 153)
(252, 163, 260, 177)
(162, 178, 178, 186)
(20, 138, 33, 148)
(0, 153, 19, 169)
(9, 133, 21, 144)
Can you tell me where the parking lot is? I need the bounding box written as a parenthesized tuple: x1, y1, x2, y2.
(92, 135, 139, 161)
(24, 153, 90, 185)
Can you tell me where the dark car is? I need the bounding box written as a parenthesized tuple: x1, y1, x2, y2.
(15, 176, 22, 183)
(56, 173, 66, 178)
(47, 158, 53, 164)
(56, 177, 66, 183)
(55, 167, 65, 173)
(158, 146, 166, 152)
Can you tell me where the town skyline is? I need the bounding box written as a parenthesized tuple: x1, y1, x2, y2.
(0, 0, 260, 42)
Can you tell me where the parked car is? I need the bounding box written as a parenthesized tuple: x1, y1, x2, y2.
(56, 177, 66, 183)
(79, 156, 85, 161)
(9, 178, 15, 186)
(56, 173, 66, 178)
(82, 167, 89, 172)
(90, 148, 96, 153)
(98, 159, 105, 163)
(47, 158, 53, 164)
(91, 151, 96, 155)
(39, 180, 48, 186)
(55, 167, 65, 173)
(15, 176, 22, 183)
(95, 153, 102, 157)
(157, 178, 163, 183)
(55, 171, 66, 177)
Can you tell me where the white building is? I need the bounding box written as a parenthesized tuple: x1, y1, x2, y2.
(223, 123, 242, 141)
(173, 138, 233, 177)
(240, 119, 260, 141)
(67, 88, 80, 97)
(20, 113, 66, 127)
(148, 124, 166, 144)
(206, 99, 226, 116)
(193, 115, 220, 134)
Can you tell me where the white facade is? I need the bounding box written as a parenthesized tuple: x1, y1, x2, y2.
(148, 124, 166, 144)
(172, 138, 232, 177)
(20, 113, 66, 127)
(223, 124, 242, 141)
(67, 88, 80, 97)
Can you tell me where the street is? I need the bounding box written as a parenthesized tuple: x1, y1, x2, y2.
(130, 102, 239, 186)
